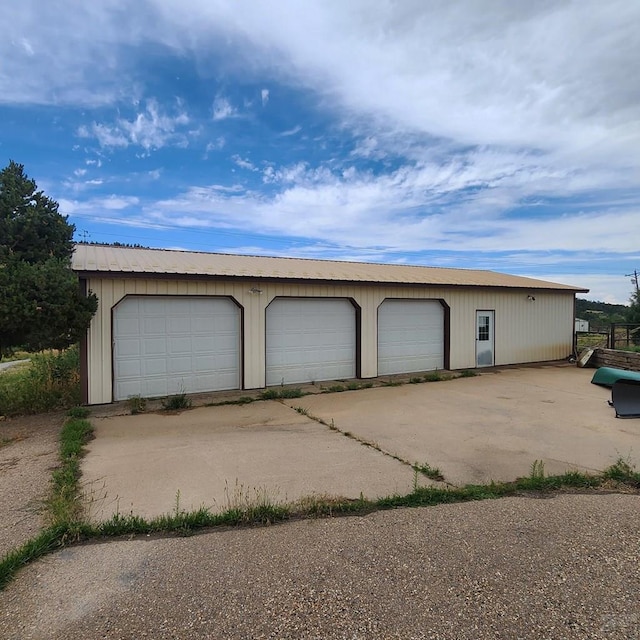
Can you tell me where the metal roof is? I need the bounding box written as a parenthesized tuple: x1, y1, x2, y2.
(72, 244, 588, 292)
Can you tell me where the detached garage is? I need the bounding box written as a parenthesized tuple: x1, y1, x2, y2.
(73, 245, 588, 405)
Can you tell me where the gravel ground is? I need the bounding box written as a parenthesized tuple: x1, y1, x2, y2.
(0, 413, 63, 557)
(1, 492, 639, 640)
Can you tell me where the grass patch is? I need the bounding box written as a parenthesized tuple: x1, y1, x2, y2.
(458, 370, 478, 378)
(162, 391, 192, 411)
(601, 458, 640, 486)
(0, 347, 80, 417)
(259, 388, 304, 400)
(127, 395, 147, 415)
(423, 371, 444, 382)
(0, 415, 93, 588)
(67, 406, 90, 419)
(413, 462, 445, 482)
(48, 418, 94, 525)
(0, 349, 32, 363)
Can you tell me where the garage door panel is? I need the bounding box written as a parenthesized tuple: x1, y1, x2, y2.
(142, 359, 167, 376)
(140, 378, 169, 398)
(115, 361, 142, 378)
(142, 338, 168, 356)
(167, 356, 192, 375)
(115, 338, 141, 356)
(266, 299, 356, 386)
(116, 318, 140, 337)
(378, 300, 444, 376)
(113, 296, 240, 401)
(168, 337, 192, 354)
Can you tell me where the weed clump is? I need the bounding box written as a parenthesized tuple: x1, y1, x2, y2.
(413, 462, 445, 482)
(162, 391, 192, 411)
(0, 347, 80, 417)
(127, 395, 147, 415)
(259, 388, 304, 400)
(67, 406, 90, 419)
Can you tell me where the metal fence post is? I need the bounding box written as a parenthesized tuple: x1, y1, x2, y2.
(610, 323, 615, 350)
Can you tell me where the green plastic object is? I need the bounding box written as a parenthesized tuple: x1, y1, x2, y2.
(591, 366, 640, 388)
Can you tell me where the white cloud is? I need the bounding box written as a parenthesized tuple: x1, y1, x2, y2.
(540, 274, 632, 306)
(280, 125, 301, 137)
(6, 1, 640, 178)
(212, 96, 237, 121)
(232, 155, 258, 171)
(20, 38, 34, 56)
(77, 100, 190, 150)
(59, 195, 140, 215)
(130, 154, 639, 258)
(4, 2, 635, 156)
(205, 138, 225, 152)
(8, 0, 640, 294)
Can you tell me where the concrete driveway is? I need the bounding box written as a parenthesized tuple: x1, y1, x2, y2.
(82, 365, 639, 521)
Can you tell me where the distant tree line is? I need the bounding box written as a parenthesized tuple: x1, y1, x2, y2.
(77, 241, 149, 249)
(575, 298, 636, 331)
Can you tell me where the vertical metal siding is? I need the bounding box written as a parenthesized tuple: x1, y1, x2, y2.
(84, 278, 575, 404)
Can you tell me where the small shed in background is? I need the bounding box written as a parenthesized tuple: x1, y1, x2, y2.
(575, 318, 590, 332)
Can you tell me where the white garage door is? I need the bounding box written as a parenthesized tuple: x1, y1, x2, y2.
(378, 299, 444, 375)
(266, 298, 356, 386)
(113, 296, 240, 401)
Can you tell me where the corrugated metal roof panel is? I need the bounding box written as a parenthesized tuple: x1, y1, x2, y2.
(71, 244, 588, 292)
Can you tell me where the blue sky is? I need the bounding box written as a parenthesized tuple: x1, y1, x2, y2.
(2, 1, 639, 303)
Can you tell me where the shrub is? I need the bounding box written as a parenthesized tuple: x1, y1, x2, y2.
(0, 347, 80, 416)
(162, 391, 192, 411)
(127, 395, 147, 415)
(67, 406, 90, 419)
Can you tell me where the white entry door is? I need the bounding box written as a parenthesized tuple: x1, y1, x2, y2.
(476, 311, 494, 367)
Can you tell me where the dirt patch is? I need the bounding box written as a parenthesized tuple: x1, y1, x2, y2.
(0, 412, 64, 557)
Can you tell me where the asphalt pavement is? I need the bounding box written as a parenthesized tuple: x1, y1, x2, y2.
(1, 493, 638, 639)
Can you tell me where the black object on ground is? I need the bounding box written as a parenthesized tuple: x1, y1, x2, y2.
(610, 379, 640, 418)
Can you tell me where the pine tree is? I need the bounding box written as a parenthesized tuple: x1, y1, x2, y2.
(0, 161, 97, 356)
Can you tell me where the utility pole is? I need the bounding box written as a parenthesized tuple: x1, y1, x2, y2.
(626, 270, 639, 298)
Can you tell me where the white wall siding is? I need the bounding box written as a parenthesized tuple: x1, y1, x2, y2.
(85, 278, 575, 404)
